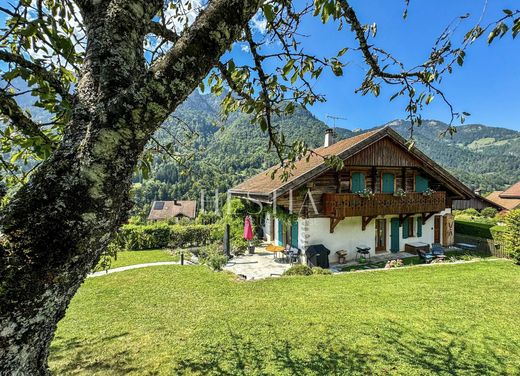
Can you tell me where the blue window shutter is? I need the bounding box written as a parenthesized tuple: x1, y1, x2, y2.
(277, 220, 283, 245)
(291, 222, 298, 248)
(351, 172, 365, 193)
(402, 218, 409, 239)
(415, 175, 428, 193)
(417, 217, 422, 237)
(382, 173, 395, 193)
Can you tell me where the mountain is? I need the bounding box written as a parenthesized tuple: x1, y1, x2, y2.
(130, 92, 520, 214)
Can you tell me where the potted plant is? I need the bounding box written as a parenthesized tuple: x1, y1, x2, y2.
(358, 188, 375, 199)
(422, 188, 435, 197)
(394, 188, 407, 199)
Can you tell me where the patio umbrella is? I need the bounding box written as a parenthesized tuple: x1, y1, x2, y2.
(243, 216, 254, 241)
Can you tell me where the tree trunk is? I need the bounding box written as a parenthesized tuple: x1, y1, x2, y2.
(0, 1, 261, 373)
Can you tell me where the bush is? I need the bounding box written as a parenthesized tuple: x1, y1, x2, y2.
(283, 264, 313, 276)
(115, 223, 222, 250)
(455, 220, 494, 239)
(481, 207, 498, 218)
(312, 267, 332, 275)
(503, 210, 520, 264)
(198, 244, 228, 271)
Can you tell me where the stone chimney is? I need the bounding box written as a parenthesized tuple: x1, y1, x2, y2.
(324, 128, 334, 147)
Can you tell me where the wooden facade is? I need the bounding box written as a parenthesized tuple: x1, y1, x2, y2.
(272, 136, 461, 232)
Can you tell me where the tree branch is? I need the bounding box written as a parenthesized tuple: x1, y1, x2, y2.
(338, 0, 423, 81)
(0, 89, 52, 143)
(148, 0, 262, 115)
(0, 50, 74, 103)
(149, 21, 179, 44)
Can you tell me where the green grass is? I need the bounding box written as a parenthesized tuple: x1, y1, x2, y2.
(94, 249, 179, 271)
(50, 260, 520, 375)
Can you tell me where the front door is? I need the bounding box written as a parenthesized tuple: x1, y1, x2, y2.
(390, 218, 400, 252)
(434, 215, 441, 243)
(375, 219, 387, 252)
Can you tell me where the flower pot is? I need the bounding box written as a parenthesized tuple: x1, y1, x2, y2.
(248, 245, 255, 254)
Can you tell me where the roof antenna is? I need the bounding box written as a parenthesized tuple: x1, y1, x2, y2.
(326, 115, 348, 136)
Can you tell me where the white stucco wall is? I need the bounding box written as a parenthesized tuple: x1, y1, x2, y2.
(299, 209, 451, 263)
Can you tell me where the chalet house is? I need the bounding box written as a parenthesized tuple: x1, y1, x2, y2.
(148, 200, 197, 222)
(229, 127, 474, 264)
(486, 181, 520, 212)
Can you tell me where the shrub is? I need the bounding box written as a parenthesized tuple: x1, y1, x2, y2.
(198, 244, 228, 271)
(283, 264, 313, 276)
(115, 223, 222, 250)
(312, 267, 332, 275)
(464, 208, 479, 217)
(481, 207, 498, 218)
(503, 210, 520, 264)
(231, 238, 248, 256)
(455, 220, 494, 239)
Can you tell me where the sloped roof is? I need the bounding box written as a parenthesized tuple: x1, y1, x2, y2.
(500, 180, 520, 198)
(486, 191, 520, 211)
(230, 130, 379, 194)
(230, 126, 474, 201)
(148, 200, 197, 220)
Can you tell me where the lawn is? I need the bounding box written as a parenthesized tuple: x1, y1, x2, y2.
(50, 260, 520, 375)
(94, 249, 179, 271)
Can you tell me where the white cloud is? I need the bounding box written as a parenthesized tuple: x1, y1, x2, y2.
(250, 11, 267, 34)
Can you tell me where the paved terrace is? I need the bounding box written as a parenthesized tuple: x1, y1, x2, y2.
(224, 246, 417, 280)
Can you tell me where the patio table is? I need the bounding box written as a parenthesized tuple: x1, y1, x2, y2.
(265, 245, 286, 261)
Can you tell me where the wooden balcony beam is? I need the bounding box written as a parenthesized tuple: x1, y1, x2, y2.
(422, 212, 435, 224)
(362, 216, 376, 231)
(330, 217, 342, 233)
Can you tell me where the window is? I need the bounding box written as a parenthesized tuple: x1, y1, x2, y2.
(415, 175, 429, 193)
(402, 217, 415, 239)
(351, 172, 365, 193)
(382, 173, 395, 194)
(407, 217, 415, 238)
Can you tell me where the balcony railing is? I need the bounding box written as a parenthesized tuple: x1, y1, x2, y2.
(323, 191, 447, 218)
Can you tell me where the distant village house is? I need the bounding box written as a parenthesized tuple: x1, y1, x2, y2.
(148, 200, 197, 222)
(485, 180, 520, 212)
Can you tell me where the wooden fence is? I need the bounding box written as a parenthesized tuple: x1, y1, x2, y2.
(454, 233, 510, 258)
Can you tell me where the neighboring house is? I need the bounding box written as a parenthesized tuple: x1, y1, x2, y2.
(452, 189, 505, 212)
(486, 181, 520, 211)
(230, 126, 474, 264)
(148, 200, 197, 222)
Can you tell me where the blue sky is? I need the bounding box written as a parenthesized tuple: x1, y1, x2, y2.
(1, 1, 518, 131)
(238, 0, 520, 131)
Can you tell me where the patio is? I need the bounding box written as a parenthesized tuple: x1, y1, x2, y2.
(224, 245, 419, 280)
(224, 247, 293, 280)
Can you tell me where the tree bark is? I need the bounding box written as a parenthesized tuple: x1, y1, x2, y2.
(0, 0, 261, 374)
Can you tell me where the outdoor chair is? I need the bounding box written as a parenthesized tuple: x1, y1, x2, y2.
(286, 247, 301, 264)
(418, 250, 435, 263)
(431, 243, 446, 260)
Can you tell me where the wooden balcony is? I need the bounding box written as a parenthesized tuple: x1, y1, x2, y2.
(323, 191, 447, 219)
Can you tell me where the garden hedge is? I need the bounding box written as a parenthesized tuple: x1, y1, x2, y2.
(454, 220, 495, 239)
(115, 223, 222, 250)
